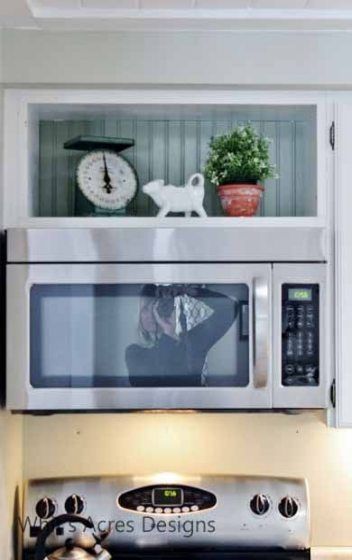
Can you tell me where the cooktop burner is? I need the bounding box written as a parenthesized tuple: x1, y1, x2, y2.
(21, 475, 310, 560)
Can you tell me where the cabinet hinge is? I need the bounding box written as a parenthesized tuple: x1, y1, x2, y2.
(330, 379, 336, 408)
(329, 121, 335, 151)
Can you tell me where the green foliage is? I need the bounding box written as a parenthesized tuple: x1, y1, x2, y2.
(204, 124, 278, 186)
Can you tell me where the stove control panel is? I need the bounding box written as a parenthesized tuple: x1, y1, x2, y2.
(282, 284, 320, 387)
(23, 475, 310, 552)
(118, 484, 216, 514)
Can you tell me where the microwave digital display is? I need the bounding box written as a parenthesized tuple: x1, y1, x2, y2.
(153, 488, 183, 506)
(288, 288, 313, 302)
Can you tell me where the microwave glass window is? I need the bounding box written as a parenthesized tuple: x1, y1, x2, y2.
(30, 283, 249, 388)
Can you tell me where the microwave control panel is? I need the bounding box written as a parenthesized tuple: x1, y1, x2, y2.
(281, 284, 319, 387)
(118, 485, 217, 514)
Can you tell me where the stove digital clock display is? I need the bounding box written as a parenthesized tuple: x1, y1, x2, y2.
(152, 488, 183, 506)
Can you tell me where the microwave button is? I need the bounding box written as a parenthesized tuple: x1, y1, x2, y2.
(284, 364, 295, 376)
(297, 346, 304, 358)
(286, 334, 295, 357)
(285, 307, 295, 330)
(137, 505, 145, 512)
(146, 507, 154, 513)
(297, 305, 305, 315)
(164, 508, 172, 514)
(284, 375, 296, 386)
(172, 507, 181, 513)
(155, 508, 163, 514)
(182, 506, 190, 513)
(296, 307, 305, 323)
(305, 364, 317, 376)
(191, 505, 199, 512)
(296, 336, 304, 357)
(295, 365, 305, 376)
(305, 377, 318, 386)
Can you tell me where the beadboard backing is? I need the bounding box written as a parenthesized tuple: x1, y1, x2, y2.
(37, 115, 317, 218)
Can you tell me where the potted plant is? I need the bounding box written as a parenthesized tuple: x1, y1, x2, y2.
(204, 124, 277, 217)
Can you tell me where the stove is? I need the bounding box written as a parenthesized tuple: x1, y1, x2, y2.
(21, 475, 310, 560)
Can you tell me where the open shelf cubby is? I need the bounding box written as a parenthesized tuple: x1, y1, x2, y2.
(5, 90, 326, 226)
(18, 99, 320, 221)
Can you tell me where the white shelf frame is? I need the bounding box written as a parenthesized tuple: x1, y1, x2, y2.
(3, 88, 330, 229)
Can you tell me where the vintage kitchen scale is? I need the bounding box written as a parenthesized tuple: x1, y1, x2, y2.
(64, 135, 138, 216)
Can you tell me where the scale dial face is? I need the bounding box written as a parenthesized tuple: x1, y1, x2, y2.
(77, 150, 137, 211)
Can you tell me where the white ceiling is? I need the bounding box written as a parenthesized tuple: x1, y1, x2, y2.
(26, 0, 352, 8)
(27, 0, 352, 9)
(2, 0, 352, 30)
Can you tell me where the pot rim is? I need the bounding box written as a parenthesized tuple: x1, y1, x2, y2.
(217, 183, 264, 192)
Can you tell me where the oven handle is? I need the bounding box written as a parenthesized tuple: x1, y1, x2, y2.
(252, 277, 269, 388)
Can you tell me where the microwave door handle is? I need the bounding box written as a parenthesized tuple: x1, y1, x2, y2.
(252, 277, 269, 388)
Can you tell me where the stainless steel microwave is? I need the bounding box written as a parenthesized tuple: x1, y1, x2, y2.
(6, 228, 330, 411)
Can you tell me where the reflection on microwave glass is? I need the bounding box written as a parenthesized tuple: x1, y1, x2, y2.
(30, 283, 249, 389)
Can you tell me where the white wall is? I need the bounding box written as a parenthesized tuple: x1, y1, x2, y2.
(2, 29, 352, 86)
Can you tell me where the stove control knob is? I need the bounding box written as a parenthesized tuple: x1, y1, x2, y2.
(278, 496, 299, 518)
(65, 494, 85, 515)
(250, 494, 270, 516)
(35, 497, 56, 520)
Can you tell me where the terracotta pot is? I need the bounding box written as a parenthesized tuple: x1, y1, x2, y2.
(217, 183, 264, 217)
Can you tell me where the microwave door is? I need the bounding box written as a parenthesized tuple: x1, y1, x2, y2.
(6, 263, 272, 411)
(272, 263, 330, 409)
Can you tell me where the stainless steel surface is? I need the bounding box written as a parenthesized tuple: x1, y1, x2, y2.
(7, 227, 327, 263)
(252, 277, 270, 389)
(272, 263, 329, 408)
(6, 228, 329, 411)
(22, 475, 310, 552)
(7, 263, 272, 410)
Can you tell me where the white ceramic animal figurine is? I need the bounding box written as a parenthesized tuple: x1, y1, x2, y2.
(142, 173, 207, 217)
